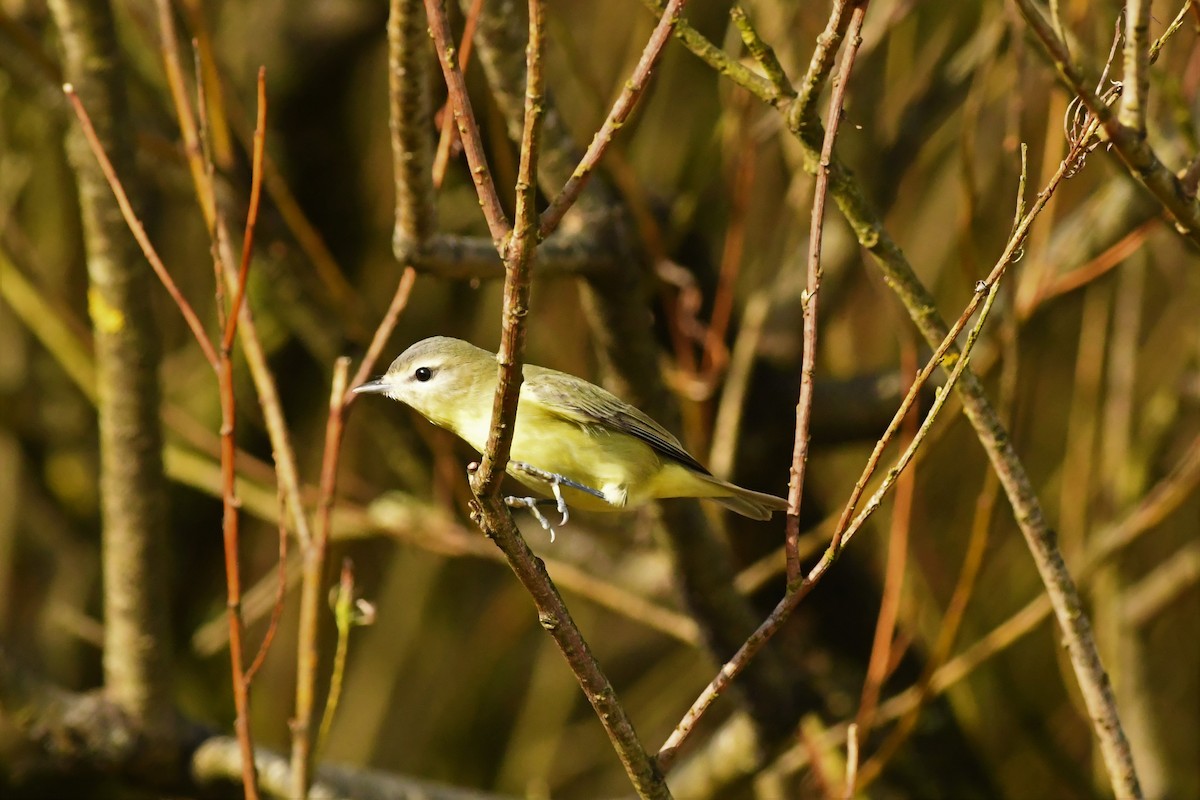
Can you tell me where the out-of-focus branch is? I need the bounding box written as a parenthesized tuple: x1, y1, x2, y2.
(389, 0, 435, 262)
(0, 646, 513, 800)
(1013, 0, 1200, 246)
(47, 0, 175, 768)
(410, 232, 615, 278)
(1119, 0, 1151, 135)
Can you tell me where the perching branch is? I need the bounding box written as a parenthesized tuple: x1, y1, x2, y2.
(427, 2, 669, 795)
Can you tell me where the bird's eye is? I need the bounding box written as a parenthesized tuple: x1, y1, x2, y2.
(414, 366, 433, 382)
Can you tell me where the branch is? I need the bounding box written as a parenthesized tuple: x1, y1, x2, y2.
(50, 0, 176, 766)
(537, 0, 688, 239)
(422, 0, 511, 246)
(1013, 0, 1200, 246)
(291, 358, 352, 798)
(460, 3, 668, 795)
(786, 0, 868, 586)
(1119, 0, 1152, 134)
(389, 0, 436, 262)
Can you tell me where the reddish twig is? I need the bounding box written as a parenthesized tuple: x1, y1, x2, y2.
(222, 67, 267, 352)
(62, 84, 219, 371)
(431, 0, 485, 187)
(422, 0, 511, 246)
(211, 69, 269, 800)
(64, 77, 267, 799)
(291, 357, 351, 798)
(537, 0, 688, 240)
(244, 486, 289, 685)
(345, 267, 418, 405)
(785, 2, 868, 585)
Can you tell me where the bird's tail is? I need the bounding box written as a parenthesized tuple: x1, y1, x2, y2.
(700, 475, 789, 521)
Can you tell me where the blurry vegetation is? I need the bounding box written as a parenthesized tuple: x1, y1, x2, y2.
(0, 0, 1198, 798)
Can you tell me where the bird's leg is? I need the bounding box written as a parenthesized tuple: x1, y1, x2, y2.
(508, 461, 607, 528)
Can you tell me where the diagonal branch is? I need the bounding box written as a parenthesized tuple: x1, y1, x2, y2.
(537, 0, 688, 239)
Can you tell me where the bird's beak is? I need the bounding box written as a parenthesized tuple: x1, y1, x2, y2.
(351, 377, 389, 395)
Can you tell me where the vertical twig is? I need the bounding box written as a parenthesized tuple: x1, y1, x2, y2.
(470, 0, 547, 493)
(291, 357, 351, 799)
(431, 0, 485, 187)
(212, 69, 269, 800)
(785, 1, 868, 585)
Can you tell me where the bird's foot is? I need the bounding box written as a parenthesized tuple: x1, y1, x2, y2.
(505, 462, 607, 542)
(504, 495, 560, 541)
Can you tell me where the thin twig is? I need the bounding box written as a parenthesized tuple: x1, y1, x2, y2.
(460, 3, 668, 796)
(785, 1, 868, 585)
(212, 69, 269, 800)
(290, 357, 351, 799)
(431, 0, 485, 187)
(244, 486, 289, 685)
(789, 0, 857, 129)
(62, 84, 219, 370)
(222, 68, 266, 352)
(317, 559, 375, 753)
(470, 0, 546, 496)
(153, 0, 215, 226)
(639, 0, 777, 104)
(537, 0, 688, 240)
(730, 6, 791, 98)
(422, 0, 511, 245)
(1148, 2, 1196, 64)
(345, 267, 419, 404)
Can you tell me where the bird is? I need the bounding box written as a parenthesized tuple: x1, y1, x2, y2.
(353, 336, 788, 532)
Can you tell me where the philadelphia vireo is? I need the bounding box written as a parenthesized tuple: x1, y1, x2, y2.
(353, 337, 787, 525)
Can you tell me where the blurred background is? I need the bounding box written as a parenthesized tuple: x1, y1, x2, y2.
(1, 0, 1197, 797)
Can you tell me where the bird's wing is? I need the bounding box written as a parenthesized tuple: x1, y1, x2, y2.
(523, 367, 711, 476)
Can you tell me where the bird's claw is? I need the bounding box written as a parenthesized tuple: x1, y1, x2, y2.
(505, 462, 608, 541)
(504, 495, 557, 542)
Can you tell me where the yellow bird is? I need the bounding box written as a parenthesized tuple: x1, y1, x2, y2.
(354, 337, 787, 528)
